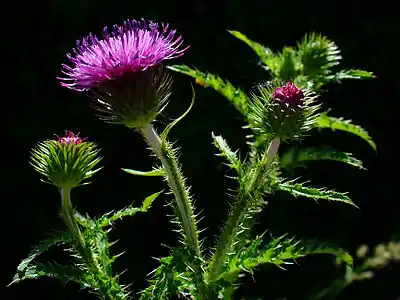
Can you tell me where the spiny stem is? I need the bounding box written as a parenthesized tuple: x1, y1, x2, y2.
(141, 123, 207, 299)
(60, 188, 124, 300)
(141, 123, 200, 253)
(207, 138, 280, 284)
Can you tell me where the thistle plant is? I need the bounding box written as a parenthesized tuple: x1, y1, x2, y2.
(10, 18, 386, 300)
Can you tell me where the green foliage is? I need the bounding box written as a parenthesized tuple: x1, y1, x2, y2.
(139, 247, 198, 299)
(30, 140, 103, 188)
(10, 191, 161, 299)
(280, 147, 365, 170)
(214, 235, 352, 294)
(121, 167, 165, 177)
(228, 30, 277, 73)
(330, 69, 375, 83)
(10, 231, 73, 285)
(229, 31, 374, 90)
(207, 140, 280, 289)
(276, 180, 357, 207)
(167, 65, 249, 115)
(212, 133, 242, 175)
(296, 32, 342, 87)
(316, 113, 377, 151)
(96, 191, 162, 227)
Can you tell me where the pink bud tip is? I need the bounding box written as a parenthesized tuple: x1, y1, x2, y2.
(56, 131, 86, 146)
(272, 80, 304, 106)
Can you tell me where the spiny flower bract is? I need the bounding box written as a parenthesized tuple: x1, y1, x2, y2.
(58, 19, 189, 128)
(30, 131, 103, 189)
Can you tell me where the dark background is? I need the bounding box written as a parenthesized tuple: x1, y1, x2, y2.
(3, 0, 399, 299)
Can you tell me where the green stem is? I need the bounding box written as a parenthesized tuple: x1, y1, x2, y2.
(60, 188, 93, 266)
(60, 188, 124, 300)
(207, 138, 280, 284)
(141, 123, 206, 299)
(141, 123, 200, 252)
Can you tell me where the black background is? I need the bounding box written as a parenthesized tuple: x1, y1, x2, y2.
(3, 0, 399, 299)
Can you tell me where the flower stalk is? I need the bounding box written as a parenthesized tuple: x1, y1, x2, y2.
(60, 187, 93, 266)
(141, 123, 200, 252)
(141, 123, 208, 298)
(207, 137, 281, 285)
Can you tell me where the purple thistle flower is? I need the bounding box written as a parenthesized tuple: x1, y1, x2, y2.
(58, 19, 189, 128)
(59, 19, 188, 91)
(272, 80, 304, 106)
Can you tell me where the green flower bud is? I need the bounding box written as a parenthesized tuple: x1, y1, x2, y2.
(30, 131, 102, 189)
(249, 80, 321, 142)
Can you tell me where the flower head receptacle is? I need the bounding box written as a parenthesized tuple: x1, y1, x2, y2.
(59, 19, 189, 129)
(249, 80, 321, 142)
(30, 131, 102, 189)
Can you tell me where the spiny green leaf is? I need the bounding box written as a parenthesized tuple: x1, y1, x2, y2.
(10, 231, 73, 285)
(141, 191, 163, 212)
(97, 192, 162, 227)
(276, 46, 299, 81)
(121, 167, 165, 177)
(331, 69, 375, 82)
(316, 113, 376, 151)
(11, 262, 85, 285)
(219, 235, 353, 282)
(297, 33, 341, 81)
(211, 133, 241, 173)
(280, 147, 365, 170)
(98, 206, 141, 227)
(228, 30, 277, 73)
(277, 180, 358, 207)
(168, 65, 249, 115)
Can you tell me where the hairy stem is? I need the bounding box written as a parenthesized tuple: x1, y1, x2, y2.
(141, 123, 200, 252)
(141, 123, 206, 299)
(207, 138, 281, 284)
(60, 188, 124, 300)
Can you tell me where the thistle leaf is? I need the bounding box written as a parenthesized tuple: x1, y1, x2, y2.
(98, 192, 162, 227)
(297, 33, 341, 88)
(331, 69, 375, 82)
(219, 235, 353, 283)
(168, 65, 249, 115)
(10, 231, 73, 285)
(280, 147, 365, 170)
(121, 167, 165, 177)
(316, 113, 377, 151)
(141, 191, 163, 212)
(211, 133, 241, 173)
(11, 262, 85, 285)
(277, 180, 358, 207)
(228, 30, 277, 73)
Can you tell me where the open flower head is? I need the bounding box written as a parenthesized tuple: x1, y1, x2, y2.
(59, 19, 189, 128)
(30, 131, 102, 189)
(249, 80, 320, 141)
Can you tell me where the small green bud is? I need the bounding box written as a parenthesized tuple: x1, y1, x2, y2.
(30, 131, 102, 189)
(249, 80, 321, 142)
